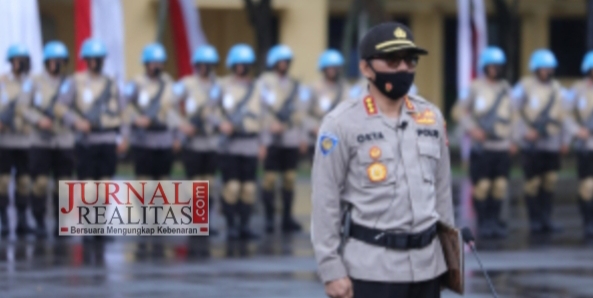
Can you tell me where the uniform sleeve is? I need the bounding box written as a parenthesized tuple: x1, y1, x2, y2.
(54, 79, 81, 127)
(434, 110, 455, 226)
(456, 85, 478, 133)
(311, 117, 349, 283)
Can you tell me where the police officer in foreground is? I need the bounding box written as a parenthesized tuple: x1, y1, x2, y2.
(312, 22, 454, 298)
(24, 41, 75, 238)
(565, 51, 593, 239)
(259, 44, 309, 234)
(122, 43, 188, 180)
(0, 44, 34, 237)
(56, 38, 122, 182)
(511, 49, 570, 235)
(173, 44, 221, 235)
(457, 46, 514, 239)
(217, 44, 267, 240)
(306, 49, 351, 157)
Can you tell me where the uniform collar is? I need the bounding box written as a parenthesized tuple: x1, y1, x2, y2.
(363, 95, 415, 129)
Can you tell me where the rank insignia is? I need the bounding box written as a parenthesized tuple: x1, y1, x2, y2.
(319, 133, 338, 156)
(363, 96, 378, 115)
(367, 162, 387, 182)
(369, 146, 382, 160)
(404, 96, 414, 111)
(413, 109, 436, 125)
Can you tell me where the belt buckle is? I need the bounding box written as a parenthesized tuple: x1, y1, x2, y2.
(409, 233, 422, 248)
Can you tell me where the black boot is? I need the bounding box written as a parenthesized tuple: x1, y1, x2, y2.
(0, 195, 9, 237)
(540, 191, 562, 234)
(238, 202, 259, 240)
(262, 190, 275, 234)
(31, 196, 47, 238)
(15, 195, 32, 236)
(524, 195, 544, 234)
(578, 198, 593, 239)
(281, 190, 302, 233)
(222, 202, 239, 240)
(473, 199, 493, 238)
(489, 198, 508, 239)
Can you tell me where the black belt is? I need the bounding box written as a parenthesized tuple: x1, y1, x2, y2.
(349, 222, 437, 250)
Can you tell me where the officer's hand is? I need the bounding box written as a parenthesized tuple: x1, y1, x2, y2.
(219, 121, 233, 135)
(117, 139, 128, 154)
(577, 127, 589, 140)
(469, 128, 486, 142)
(134, 116, 151, 128)
(172, 140, 182, 153)
(179, 123, 196, 136)
(299, 142, 308, 155)
(75, 119, 91, 133)
(560, 144, 569, 155)
(525, 129, 539, 142)
(325, 277, 353, 298)
(258, 146, 267, 161)
(270, 121, 285, 134)
(509, 144, 518, 156)
(38, 117, 53, 130)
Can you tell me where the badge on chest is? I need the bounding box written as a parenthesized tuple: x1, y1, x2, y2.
(366, 146, 387, 182)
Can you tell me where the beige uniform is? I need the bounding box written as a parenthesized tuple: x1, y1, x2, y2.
(0, 74, 32, 148)
(258, 72, 308, 148)
(122, 73, 183, 149)
(306, 78, 351, 141)
(566, 79, 593, 150)
(23, 73, 75, 149)
(311, 94, 454, 283)
(56, 71, 121, 145)
(458, 78, 514, 151)
(173, 75, 220, 152)
(218, 75, 268, 156)
(511, 77, 572, 151)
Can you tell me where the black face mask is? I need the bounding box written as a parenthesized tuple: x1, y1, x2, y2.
(12, 59, 28, 74)
(367, 61, 415, 100)
(45, 60, 62, 76)
(148, 67, 163, 78)
(86, 58, 104, 74)
(233, 64, 250, 77)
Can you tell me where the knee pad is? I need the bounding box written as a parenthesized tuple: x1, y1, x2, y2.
(491, 177, 508, 200)
(472, 179, 491, 200)
(542, 172, 558, 192)
(523, 177, 541, 196)
(33, 176, 50, 197)
(0, 175, 10, 196)
(16, 175, 31, 197)
(579, 178, 593, 201)
(240, 182, 257, 204)
(282, 171, 297, 191)
(222, 180, 241, 204)
(262, 171, 278, 191)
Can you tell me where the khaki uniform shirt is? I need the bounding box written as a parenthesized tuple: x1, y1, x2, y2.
(122, 73, 183, 149)
(173, 75, 220, 152)
(56, 71, 121, 145)
(458, 78, 514, 151)
(23, 73, 75, 149)
(565, 79, 593, 150)
(306, 78, 352, 145)
(511, 76, 572, 151)
(311, 94, 454, 283)
(0, 74, 32, 148)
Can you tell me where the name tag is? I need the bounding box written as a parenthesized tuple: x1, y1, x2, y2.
(223, 93, 235, 110)
(319, 96, 331, 112)
(138, 91, 150, 107)
(83, 88, 94, 104)
(474, 96, 486, 112)
(185, 97, 198, 114)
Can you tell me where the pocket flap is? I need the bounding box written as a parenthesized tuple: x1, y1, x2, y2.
(418, 141, 441, 159)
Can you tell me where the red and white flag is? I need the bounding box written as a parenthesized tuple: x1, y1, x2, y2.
(457, 0, 488, 98)
(75, 0, 126, 82)
(169, 0, 208, 78)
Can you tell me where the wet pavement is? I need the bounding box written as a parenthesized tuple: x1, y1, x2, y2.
(1, 178, 593, 297)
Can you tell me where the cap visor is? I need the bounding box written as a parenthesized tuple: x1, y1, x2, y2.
(380, 45, 428, 55)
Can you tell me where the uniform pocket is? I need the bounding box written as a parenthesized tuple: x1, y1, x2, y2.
(357, 144, 396, 188)
(417, 140, 441, 183)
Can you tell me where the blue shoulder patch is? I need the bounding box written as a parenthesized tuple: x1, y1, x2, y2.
(511, 84, 524, 100)
(457, 88, 469, 102)
(349, 85, 362, 99)
(59, 80, 71, 94)
(299, 86, 311, 102)
(209, 84, 221, 100)
(123, 83, 136, 98)
(319, 132, 339, 156)
(173, 82, 185, 97)
(21, 80, 32, 93)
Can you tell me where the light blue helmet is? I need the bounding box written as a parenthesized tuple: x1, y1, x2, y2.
(479, 46, 506, 69)
(318, 49, 344, 70)
(192, 45, 219, 64)
(582, 51, 593, 74)
(80, 38, 107, 58)
(266, 44, 293, 68)
(529, 49, 557, 72)
(6, 44, 29, 61)
(226, 44, 256, 69)
(43, 41, 69, 61)
(142, 43, 167, 63)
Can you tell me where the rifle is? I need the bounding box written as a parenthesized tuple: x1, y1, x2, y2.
(219, 82, 256, 147)
(74, 79, 114, 132)
(0, 98, 18, 131)
(270, 80, 300, 144)
(520, 91, 561, 149)
(32, 77, 65, 140)
(133, 79, 166, 139)
(473, 88, 510, 152)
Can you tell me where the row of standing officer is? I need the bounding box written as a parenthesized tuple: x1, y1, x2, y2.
(455, 46, 593, 240)
(0, 40, 363, 240)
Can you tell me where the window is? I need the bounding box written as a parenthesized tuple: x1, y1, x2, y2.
(550, 18, 586, 77)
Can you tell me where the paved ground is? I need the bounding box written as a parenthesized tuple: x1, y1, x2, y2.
(1, 178, 593, 297)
